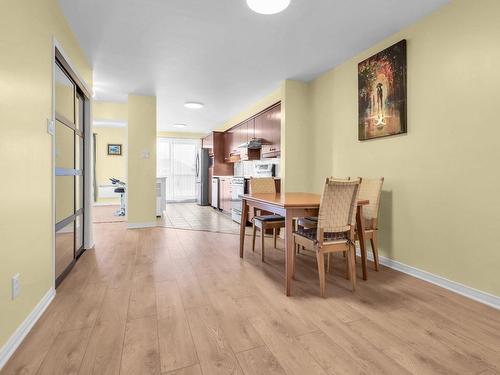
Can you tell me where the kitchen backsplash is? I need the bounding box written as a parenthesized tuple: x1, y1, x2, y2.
(234, 159, 281, 178)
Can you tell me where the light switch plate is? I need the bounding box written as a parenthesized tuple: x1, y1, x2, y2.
(12, 273, 20, 300)
(47, 119, 55, 135)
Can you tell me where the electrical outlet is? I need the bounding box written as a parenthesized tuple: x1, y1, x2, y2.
(12, 273, 21, 300)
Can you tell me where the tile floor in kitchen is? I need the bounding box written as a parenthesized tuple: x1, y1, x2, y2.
(158, 202, 242, 234)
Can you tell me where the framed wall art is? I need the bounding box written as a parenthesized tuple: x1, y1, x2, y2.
(358, 39, 407, 140)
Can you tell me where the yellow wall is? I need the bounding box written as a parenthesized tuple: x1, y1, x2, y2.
(0, 0, 92, 348)
(216, 89, 281, 131)
(307, 0, 500, 296)
(93, 101, 128, 121)
(280, 80, 312, 193)
(94, 127, 127, 204)
(127, 95, 157, 225)
(92, 101, 129, 204)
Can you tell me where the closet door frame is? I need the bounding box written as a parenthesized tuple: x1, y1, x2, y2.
(52, 43, 92, 288)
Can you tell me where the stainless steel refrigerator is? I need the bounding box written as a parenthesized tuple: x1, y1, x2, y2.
(195, 148, 210, 205)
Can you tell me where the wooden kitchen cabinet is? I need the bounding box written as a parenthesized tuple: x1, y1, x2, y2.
(254, 114, 264, 141)
(219, 177, 232, 214)
(261, 103, 281, 158)
(240, 119, 259, 161)
(223, 129, 235, 162)
(270, 104, 281, 153)
(221, 101, 281, 162)
(203, 131, 233, 175)
(202, 133, 214, 154)
(247, 118, 255, 140)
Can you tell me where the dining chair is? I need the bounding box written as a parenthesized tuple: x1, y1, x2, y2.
(356, 177, 384, 271)
(249, 177, 285, 261)
(293, 178, 361, 297)
(295, 177, 348, 269)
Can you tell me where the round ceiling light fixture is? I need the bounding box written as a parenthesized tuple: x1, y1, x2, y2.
(184, 101, 204, 109)
(173, 123, 187, 128)
(246, 0, 290, 15)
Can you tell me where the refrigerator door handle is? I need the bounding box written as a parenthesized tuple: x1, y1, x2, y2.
(195, 153, 200, 178)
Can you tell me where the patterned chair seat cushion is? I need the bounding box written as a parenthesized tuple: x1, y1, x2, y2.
(294, 227, 348, 244)
(299, 216, 376, 231)
(254, 214, 285, 222)
(297, 217, 318, 229)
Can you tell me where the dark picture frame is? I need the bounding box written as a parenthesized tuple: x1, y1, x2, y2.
(358, 39, 407, 141)
(107, 144, 122, 155)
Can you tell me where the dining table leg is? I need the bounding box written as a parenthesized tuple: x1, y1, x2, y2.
(285, 209, 294, 296)
(240, 199, 249, 258)
(356, 204, 368, 280)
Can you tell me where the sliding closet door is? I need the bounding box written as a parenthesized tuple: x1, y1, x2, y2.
(54, 61, 85, 285)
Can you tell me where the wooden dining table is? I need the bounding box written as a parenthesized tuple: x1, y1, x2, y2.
(239, 192, 369, 296)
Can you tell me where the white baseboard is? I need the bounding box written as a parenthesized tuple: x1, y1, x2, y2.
(0, 287, 56, 370)
(356, 248, 500, 310)
(127, 222, 158, 229)
(93, 202, 120, 207)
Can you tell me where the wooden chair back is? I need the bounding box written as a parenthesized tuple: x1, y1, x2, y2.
(358, 177, 384, 229)
(249, 177, 276, 194)
(317, 178, 361, 237)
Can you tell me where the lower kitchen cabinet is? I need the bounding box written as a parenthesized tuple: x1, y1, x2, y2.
(219, 177, 232, 213)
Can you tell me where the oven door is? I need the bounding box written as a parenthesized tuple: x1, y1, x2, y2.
(230, 181, 244, 223)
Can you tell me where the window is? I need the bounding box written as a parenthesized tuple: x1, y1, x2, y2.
(157, 138, 200, 201)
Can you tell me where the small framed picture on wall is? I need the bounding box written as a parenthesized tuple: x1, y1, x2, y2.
(107, 144, 122, 155)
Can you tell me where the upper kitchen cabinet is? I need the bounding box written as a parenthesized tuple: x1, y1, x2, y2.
(254, 113, 265, 143)
(205, 131, 233, 175)
(246, 118, 255, 142)
(223, 127, 239, 162)
(261, 103, 281, 158)
(202, 133, 214, 155)
(221, 101, 281, 162)
(240, 119, 259, 161)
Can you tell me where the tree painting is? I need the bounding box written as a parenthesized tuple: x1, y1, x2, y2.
(358, 40, 407, 140)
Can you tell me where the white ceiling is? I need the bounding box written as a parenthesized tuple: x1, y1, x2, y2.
(59, 0, 449, 132)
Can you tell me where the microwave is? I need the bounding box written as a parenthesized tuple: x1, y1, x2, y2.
(253, 163, 275, 178)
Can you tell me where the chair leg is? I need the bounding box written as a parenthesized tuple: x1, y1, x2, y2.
(345, 252, 350, 280)
(326, 253, 331, 273)
(371, 233, 380, 272)
(348, 245, 357, 291)
(273, 228, 277, 249)
(292, 237, 296, 278)
(316, 252, 326, 297)
(252, 223, 257, 252)
(261, 226, 265, 262)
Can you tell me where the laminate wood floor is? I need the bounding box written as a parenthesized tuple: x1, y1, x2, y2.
(93, 205, 126, 224)
(3, 222, 500, 375)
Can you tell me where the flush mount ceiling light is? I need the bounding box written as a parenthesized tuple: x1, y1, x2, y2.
(184, 101, 204, 109)
(246, 0, 290, 15)
(173, 124, 187, 128)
